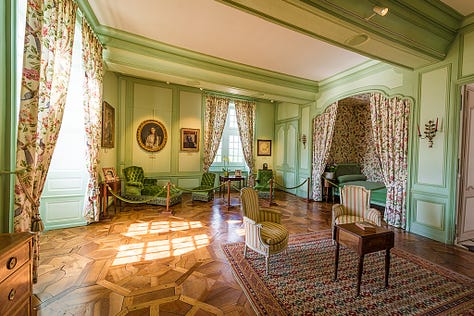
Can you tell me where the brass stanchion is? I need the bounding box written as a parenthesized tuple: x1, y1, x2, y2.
(227, 179, 231, 208)
(307, 177, 311, 202)
(269, 178, 277, 206)
(162, 182, 173, 215)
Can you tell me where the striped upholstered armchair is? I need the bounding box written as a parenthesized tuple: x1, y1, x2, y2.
(240, 187, 289, 275)
(332, 185, 383, 237)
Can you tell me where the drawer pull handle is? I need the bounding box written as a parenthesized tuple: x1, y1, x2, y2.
(8, 288, 16, 301)
(7, 257, 17, 270)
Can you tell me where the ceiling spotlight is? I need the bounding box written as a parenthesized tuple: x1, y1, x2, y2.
(373, 6, 389, 16)
(366, 6, 389, 20)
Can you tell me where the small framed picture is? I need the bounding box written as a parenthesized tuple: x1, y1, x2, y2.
(257, 139, 272, 156)
(234, 169, 242, 177)
(101, 101, 115, 148)
(102, 167, 118, 183)
(181, 128, 200, 152)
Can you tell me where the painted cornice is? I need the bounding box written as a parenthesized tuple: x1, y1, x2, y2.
(75, 0, 320, 103)
(218, 0, 463, 68)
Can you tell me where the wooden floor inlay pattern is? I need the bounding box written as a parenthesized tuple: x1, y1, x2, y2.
(33, 192, 474, 315)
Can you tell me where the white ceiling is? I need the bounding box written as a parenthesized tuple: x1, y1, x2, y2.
(88, 0, 474, 82)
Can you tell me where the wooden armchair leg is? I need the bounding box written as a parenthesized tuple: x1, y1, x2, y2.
(244, 245, 248, 258)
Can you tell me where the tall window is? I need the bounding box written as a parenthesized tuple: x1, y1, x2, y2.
(212, 102, 246, 169)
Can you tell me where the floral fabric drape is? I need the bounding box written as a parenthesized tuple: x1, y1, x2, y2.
(203, 95, 230, 172)
(311, 103, 338, 201)
(370, 93, 410, 228)
(15, 0, 77, 282)
(82, 19, 103, 223)
(235, 100, 256, 176)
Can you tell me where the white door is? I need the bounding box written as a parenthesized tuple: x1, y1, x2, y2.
(458, 83, 474, 242)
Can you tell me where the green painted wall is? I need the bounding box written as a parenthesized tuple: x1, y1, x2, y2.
(99, 71, 119, 177)
(107, 75, 276, 188)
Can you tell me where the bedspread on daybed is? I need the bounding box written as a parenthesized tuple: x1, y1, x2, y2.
(331, 163, 387, 207)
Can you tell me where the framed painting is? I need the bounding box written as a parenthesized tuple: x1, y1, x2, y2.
(137, 119, 168, 152)
(257, 139, 272, 156)
(101, 101, 115, 148)
(180, 128, 199, 152)
(102, 167, 118, 183)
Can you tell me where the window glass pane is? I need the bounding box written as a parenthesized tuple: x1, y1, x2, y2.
(211, 102, 246, 169)
(229, 105, 237, 128)
(214, 143, 222, 163)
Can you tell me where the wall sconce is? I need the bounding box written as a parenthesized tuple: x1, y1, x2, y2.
(366, 6, 389, 20)
(418, 118, 438, 148)
(300, 134, 307, 149)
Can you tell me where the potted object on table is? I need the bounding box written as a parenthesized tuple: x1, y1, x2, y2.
(222, 156, 230, 177)
(324, 164, 336, 180)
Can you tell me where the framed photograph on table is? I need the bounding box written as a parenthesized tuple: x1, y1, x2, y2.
(234, 169, 242, 177)
(101, 101, 115, 148)
(102, 167, 118, 183)
(257, 139, 271, 156)
(180, 128, 199, 152)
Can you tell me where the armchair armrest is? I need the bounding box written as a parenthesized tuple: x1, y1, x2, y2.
(127, 181, 144, 188)
(243, 217, 269, 253)
(365, 208, 382, 226)
(332, 204, 344, 224)
(259, 208, 282, 224)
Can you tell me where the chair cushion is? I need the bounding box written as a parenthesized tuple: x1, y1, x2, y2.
(260, 222, 288, 245)
(335, 215, 377, 225)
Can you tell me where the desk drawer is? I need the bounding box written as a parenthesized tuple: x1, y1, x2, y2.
(0, 262, 32, 315)
(0, 239, 31, 284)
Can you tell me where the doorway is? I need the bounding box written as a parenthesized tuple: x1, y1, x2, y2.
(457, 83, 474, 246)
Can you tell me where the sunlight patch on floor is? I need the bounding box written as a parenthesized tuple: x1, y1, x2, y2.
(113, 232, 210, 265)
(123, 221, 203, 237)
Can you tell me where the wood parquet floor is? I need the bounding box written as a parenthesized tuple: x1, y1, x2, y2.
(33, 192, 474, 315)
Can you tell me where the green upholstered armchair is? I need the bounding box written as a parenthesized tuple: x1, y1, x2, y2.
(122, 166, 182, 206)
(240, 187, 289, 275)
(254, 169, 274, 198)
(192, 172, 216, 202)
(122, 166, 146, 197)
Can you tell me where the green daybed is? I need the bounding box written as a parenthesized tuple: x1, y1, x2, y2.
(331, 163, 387, 207)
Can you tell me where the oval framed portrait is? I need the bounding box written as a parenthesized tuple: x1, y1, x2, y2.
(137, 119, 167, 152)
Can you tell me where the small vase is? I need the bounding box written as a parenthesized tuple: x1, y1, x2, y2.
(223, 171, 229, 177)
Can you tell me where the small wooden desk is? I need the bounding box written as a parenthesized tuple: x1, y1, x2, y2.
(219, 176, 246, 197)
(100, 180, 121, 218)
(334, 223, 394, 297)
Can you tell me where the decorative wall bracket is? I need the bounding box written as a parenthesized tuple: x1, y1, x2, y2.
(300, 134, 307, 149)
(418, 118, 438, 148)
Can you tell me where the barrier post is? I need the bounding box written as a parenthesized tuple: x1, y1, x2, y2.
(307, 177, 311, 203)
(227, 180, 231, 208)
(269, 178, 277, 206)
(162, 182, 172, 215)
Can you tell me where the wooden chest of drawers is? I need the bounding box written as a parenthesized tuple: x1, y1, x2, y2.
(0, 233, 34, 316)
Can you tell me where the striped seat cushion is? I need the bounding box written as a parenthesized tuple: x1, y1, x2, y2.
(335, 215, 376, 226)
(260, 222, 288, 245)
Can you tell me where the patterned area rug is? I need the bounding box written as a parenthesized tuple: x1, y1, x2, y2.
(222, 231, 474, 315)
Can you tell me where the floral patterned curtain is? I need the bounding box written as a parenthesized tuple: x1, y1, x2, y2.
(14, 0, 77, 282)
(370, 93, 410, 228)
(311, 103, 338, 201)
(235, 100, 256, 176)
(203, 95, 230, 172)
(82, 19, 103, 223)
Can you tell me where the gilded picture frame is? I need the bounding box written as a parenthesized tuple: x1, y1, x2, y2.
(137, 119, 167, 152)
(180, 128, 200, 152)
(257, 139, 272, 156)
(101, 101, 115, 148)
